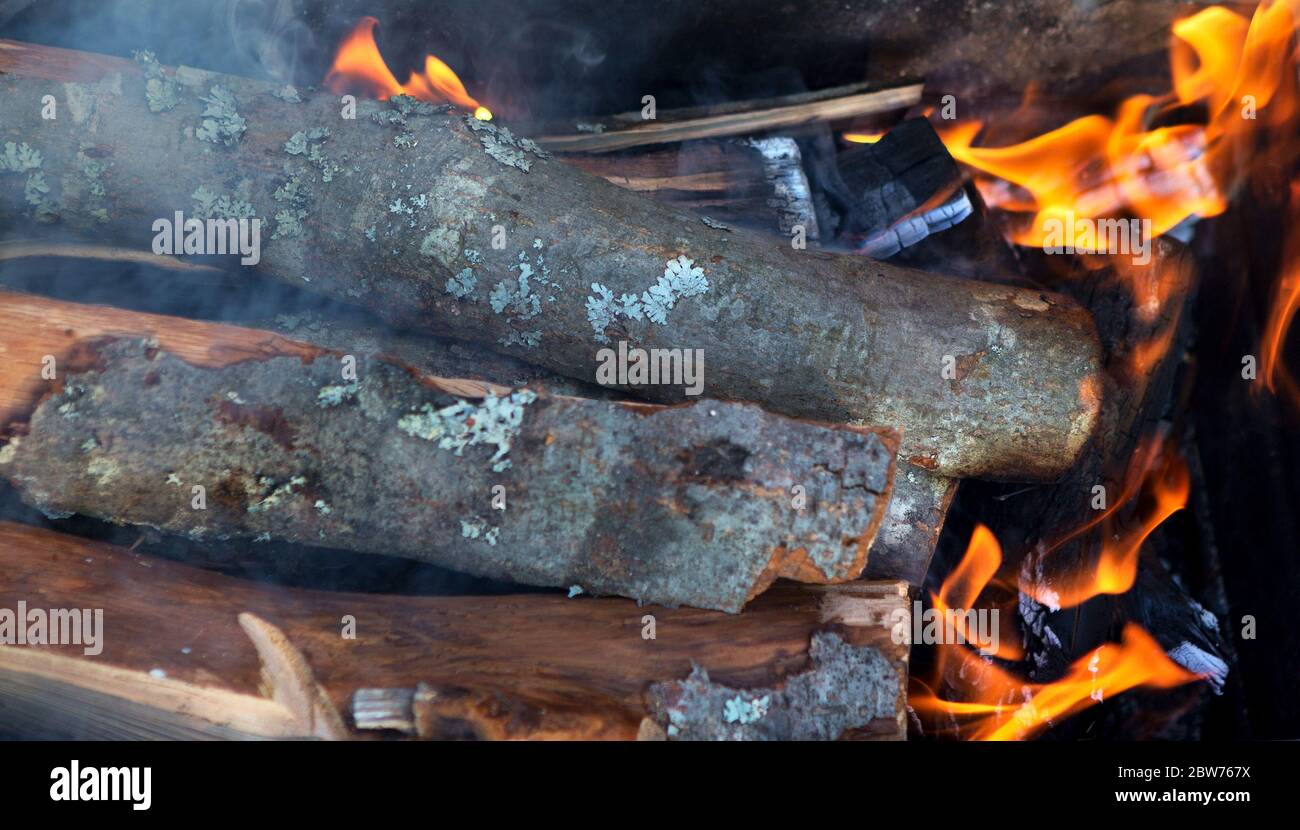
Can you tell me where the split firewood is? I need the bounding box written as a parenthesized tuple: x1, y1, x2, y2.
(0, 521, 910, 740)
(0, 291, 896, 613)
(533, 80, 925, 153)
(264, 310, 959, 586)
(0, 39, 1100, 481)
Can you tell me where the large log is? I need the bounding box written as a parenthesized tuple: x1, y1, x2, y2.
(0, 39, 1101, 481)
(0, 521, 910, 740)
(0, 291, 896, 613)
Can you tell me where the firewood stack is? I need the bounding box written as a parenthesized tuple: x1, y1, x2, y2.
(0, 35, 1106, 740)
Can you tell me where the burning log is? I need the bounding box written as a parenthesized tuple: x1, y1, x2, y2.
(0, 291, 896, 613)
(938, 239, 1228, 710)
(0, 521, 910, 740)
(0, 39, 1101, 481)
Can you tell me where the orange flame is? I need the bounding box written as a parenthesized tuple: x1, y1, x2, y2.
(913, 523, 1203, 740)
(1260, 177, 1300, 397)
(1023, 438, 1191, 609)
(931, 524, 1023, 661)
(325, 17, 491, 120)
(912, 443, 1197, 739)
(913, 623, 1199, 741)
(939, 2, 1300, 250)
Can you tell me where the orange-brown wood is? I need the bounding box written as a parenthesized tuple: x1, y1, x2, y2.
(0, 291, 322, 428)
(0, 521, 908, 739)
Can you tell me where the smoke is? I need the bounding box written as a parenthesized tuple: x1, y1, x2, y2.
(222, 0, 317, 83)
(0, 0, 314, 82)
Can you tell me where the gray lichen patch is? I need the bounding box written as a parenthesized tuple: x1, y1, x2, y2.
(0, 141, 56, 221)
(192, 184, 255, 220)
(499, 329, 541, 350)
(445, 268, 477, 299)
(420, 226, 460, 265)
(195, 85, 246, 146)
(489, 263, 541, 320)
(460, 516, 500, 545)
(2, 142, 43, 173)
(464, 116, 551, 172)
(248, 474, 306, 514)
(317, 383, 358, 408)
(284, 127, 328, 156)
(272, 165, 311, 240)
(398, 389, 538, 473)
(133, 50, 180, 112)
(272, 84, 302, 104)
(284, 127, 341, 182)
(86, 456, 121, 487)
(646, 631, 897, 740)
(371, 94, 449, 133)
(586, 255, 709, 341)
(70, 143, 112, 223)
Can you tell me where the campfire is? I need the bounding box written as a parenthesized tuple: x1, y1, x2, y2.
(0, 0, 1295, 747)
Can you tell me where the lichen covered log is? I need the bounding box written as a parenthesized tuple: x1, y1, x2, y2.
(0, 337, 896, 612)
(0, 40, 1100, 481)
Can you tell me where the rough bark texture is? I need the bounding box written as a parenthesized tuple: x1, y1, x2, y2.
(0, 291, 957, 591)
(0, 330, 897, 612)
(0, 40, 1101, 481)
(863, 461, 956, 585)
(265, 311, 965, 588)
(0, 521, 909, 740)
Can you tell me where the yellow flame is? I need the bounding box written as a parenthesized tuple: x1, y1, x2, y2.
(325, 17, 491, 120)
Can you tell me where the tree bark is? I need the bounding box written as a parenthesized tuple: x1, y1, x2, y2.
(0, 292, 896, 613)
(0, 39, 1101, 481)
(0, 521, 909, 740)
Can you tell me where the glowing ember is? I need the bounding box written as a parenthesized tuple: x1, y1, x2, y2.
(842, 131, 884, 144)
(325, 16, 491, 120)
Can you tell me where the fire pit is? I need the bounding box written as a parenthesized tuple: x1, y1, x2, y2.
(0, 0, 1295, 754)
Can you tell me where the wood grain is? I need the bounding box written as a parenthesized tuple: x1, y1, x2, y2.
(0, 521, 909, 739)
